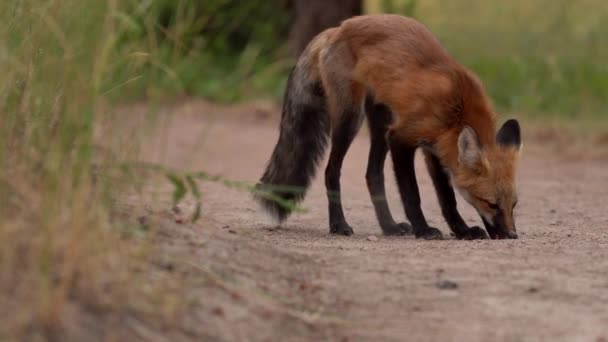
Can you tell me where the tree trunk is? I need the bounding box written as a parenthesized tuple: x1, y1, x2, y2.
(287, 0, 363, 57)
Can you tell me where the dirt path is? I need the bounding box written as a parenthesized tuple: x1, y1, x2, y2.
(131, 101, 608, 342)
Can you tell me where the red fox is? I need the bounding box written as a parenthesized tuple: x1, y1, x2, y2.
(255, 14, 522, 240)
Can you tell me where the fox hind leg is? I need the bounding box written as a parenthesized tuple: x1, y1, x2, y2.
(319, 44, 365, 235)
(324, 106, 363, 236)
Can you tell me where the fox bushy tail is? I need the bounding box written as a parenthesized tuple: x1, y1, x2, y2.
(254, 63, 329, 222)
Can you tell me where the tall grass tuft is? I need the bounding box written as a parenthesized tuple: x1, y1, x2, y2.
(0, 0, 166, 339)
(0, 1, 292, 338)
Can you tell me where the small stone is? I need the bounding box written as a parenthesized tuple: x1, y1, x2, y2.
(367, 235, 379, 242)
(436, 280, 459, 290)
(160, 260, 174, 272)
(137, 216, 150, 231)
(259, 309, 273, 319)
(211, 307, 225, 317)
(190, 237, 206, 247)
(137, 216, 148, 225)
(228, 229, 237, 234)
(528, 287, 539, 293)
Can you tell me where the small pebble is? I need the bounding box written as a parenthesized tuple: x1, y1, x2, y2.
(436, 280, 459, 290)
(367, 235, 379, 242)
(228, 229, 237, 234)
(211, 307, 225, 317)
(137, 216, 148, 225)
(190, 237, 206, 247)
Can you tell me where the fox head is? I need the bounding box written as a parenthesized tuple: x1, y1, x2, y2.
(452, 119, 522, 239)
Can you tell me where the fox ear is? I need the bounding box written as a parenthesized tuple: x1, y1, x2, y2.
(458, 126, 483, 169)
(497, 119, 521, 150)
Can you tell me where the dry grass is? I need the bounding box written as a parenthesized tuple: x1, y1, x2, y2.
(0, 1, 183, 339)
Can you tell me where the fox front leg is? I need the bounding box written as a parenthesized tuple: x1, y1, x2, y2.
(423, 151, 488, 240)
(388, 132, 443, 240)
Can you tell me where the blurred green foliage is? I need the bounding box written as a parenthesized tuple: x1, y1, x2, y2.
(113, 0, 607, 118)
(112, 0, 292, 102)
(372, 0, 608, 119)
(13, 0, 598, 117)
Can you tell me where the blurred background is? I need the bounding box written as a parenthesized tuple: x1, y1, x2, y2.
(103, 0, 608, 117)
(1, 0, 607, 340)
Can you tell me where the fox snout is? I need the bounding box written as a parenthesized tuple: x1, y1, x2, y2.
(481, 215, 518, 240)
(502, 230, 519, 239)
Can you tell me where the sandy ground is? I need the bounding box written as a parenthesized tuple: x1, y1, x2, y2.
(116, 101, 608, 342)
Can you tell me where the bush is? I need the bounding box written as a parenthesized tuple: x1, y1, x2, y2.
(112, 0, 293, 102)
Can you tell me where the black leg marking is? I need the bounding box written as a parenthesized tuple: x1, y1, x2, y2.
(325, 112, 362, 236)
(388, 133, 443, 240)
(365, 100, 412, 236)
(424, 151, 488, 240)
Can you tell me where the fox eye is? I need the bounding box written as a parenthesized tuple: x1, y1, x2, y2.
(474, 196, 499, 210)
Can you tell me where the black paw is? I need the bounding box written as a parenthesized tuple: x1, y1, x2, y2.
(330, 222, 354, 236)
(415, 227, 443, 240)
(382, 222, 413, 236)
(456, 226, 489, 240)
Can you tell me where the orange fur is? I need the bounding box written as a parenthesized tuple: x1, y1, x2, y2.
(307, 14, 520, 237)
(307, 15, 498, 147)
